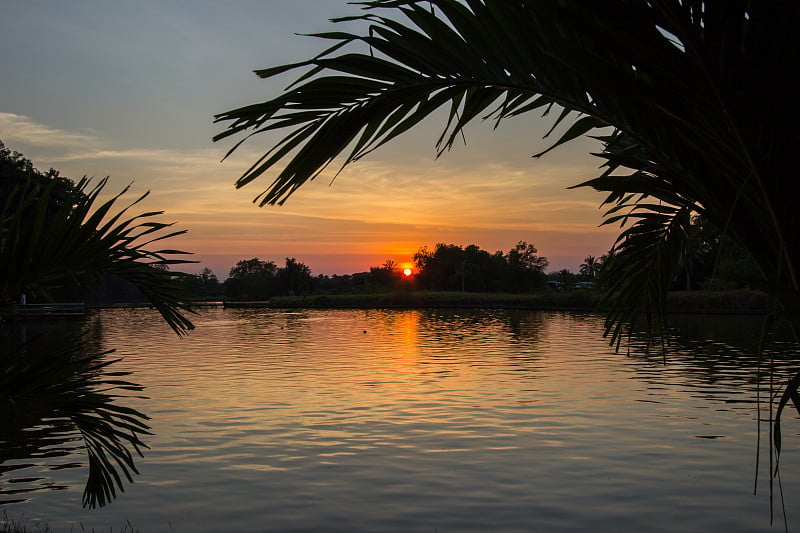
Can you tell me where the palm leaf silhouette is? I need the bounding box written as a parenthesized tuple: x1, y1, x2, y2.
(215, 0, 798, 326)
(1, 177, 195, 334)
(214, 0, 800, 498)
(2, 165, 195, 506)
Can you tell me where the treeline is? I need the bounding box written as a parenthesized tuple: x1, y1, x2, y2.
(83, 227, 764, 303)
(185, 220, 763, 301)
(413, 241, 548, 292)
(204, 241, 552, 301)
(77, 228, 761, 303)
(218, 257, 313, 300)
(0, 141, 765, 306)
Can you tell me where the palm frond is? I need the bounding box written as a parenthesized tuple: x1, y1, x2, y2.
(0, 178, 195, 335)
(215, 0, 800, 340)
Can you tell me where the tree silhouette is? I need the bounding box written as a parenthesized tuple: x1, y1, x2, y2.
(278, 257, 313, 295)
(579, 256, 600, 280)
(224, 258, 277, 299)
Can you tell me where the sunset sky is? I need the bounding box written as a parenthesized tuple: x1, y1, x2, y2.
(1, 0, 618, 277)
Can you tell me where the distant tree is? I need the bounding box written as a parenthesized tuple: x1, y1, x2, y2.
(224, 258, 277, 300)
(504, 241, 548, 292)
(548, 269, 578, 289)
(107, 265, 220, 304)
(184, 268, 221, 299)
(229, 258, 276, 279)
(199, 267, 218, 284)
(579, 256, 601, 280)
(413, 246, 435, 287)
(277, 257, 313, 295)
(461, 244, 504, 292)
(506, 241, 549, 272)
(414, 243, 468, 291)
(414, 241, 547, 293)
(350, 271, 371, 292)
(314, 273, 356, 294)
(368, 259, 398, 291)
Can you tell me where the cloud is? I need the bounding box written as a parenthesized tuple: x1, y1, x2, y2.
(0, 112, 222, 170)
(0, 112, 97, 147)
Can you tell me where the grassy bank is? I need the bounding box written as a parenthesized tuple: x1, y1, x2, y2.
(264, 289, 771, 314)
(269, 290, 601, 310)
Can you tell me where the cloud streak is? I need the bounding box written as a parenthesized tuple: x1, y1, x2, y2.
(0, 112, 97, 147)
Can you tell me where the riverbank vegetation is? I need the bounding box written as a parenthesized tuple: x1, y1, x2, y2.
(267, 288, 771, 314)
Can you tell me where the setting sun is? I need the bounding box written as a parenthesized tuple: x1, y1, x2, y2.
(403, 268, 413, 277)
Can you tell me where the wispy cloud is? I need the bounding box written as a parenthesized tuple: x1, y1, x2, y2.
(0, 112, 97, 147)
(0, 112, 223, 171)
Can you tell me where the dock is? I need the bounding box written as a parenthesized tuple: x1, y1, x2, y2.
(222, 301, 272, 308)
(1, 302, 86, 318)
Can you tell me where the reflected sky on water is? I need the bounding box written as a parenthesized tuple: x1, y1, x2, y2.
(3, 308, 799, 532)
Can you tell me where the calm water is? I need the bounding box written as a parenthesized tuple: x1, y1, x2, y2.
(3, 308, 800, 532)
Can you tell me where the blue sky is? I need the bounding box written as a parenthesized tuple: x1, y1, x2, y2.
(1, 0, 617, 276)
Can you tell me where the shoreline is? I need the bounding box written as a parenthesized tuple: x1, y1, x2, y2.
(224, 289, 772, 316)
(42, 289, 769, 317)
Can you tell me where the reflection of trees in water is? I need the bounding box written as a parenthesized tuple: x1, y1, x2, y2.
(622, 314, 800, 523)
(415, 308, 541, 342)
(413, 309, 546, 373)
(504, 310, 545, 344)
(1, 319, 150, 508)
(623, 314, 800, 399)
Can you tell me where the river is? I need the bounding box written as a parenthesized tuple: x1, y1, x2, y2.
(2, 308, 799, 532)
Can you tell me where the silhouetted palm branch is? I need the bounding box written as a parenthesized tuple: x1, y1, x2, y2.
(215, 0, 797, 326)
(0, 177, 195, 335)
(214, 0, 800, 486)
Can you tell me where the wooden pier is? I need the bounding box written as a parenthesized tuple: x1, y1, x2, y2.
(222, 301, 272, 308)
(1, 302, 86, 319)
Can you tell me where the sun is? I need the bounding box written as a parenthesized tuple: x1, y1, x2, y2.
(403, 268, 413, 277)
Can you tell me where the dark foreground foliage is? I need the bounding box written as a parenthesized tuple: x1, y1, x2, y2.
(213, 1, 800, 522)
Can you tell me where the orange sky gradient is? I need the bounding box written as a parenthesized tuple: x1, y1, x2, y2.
(0, 111, 618, 277)
(0, 2, 618, 278)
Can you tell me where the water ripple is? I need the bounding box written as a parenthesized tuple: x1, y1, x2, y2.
(4, 308, 799, 532)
